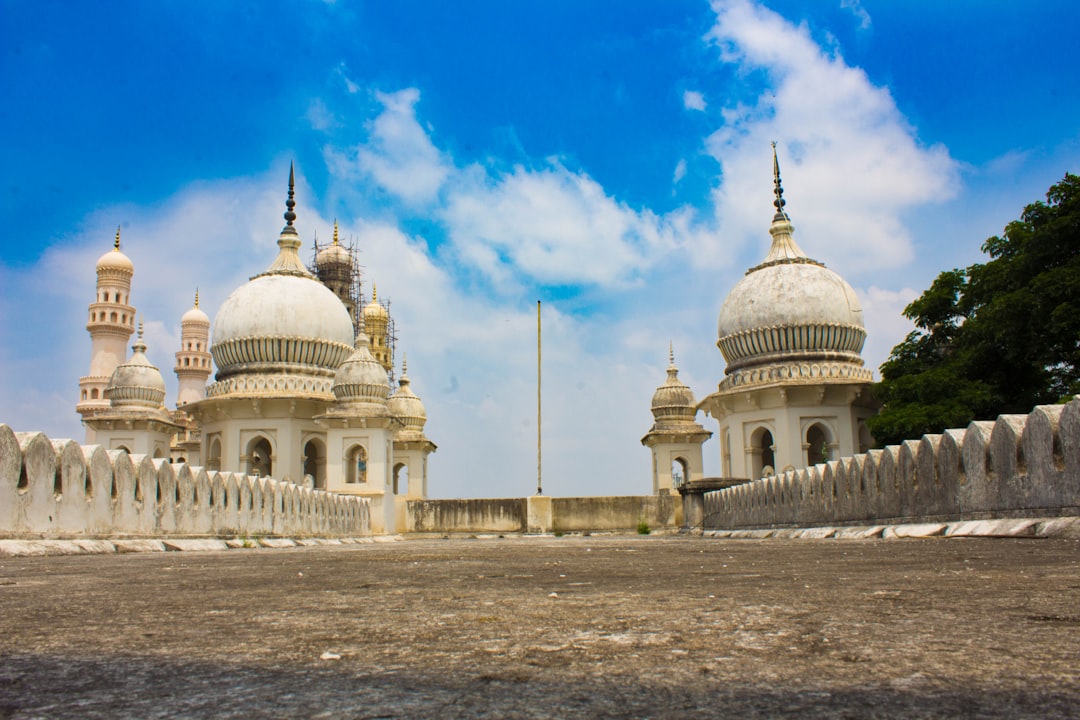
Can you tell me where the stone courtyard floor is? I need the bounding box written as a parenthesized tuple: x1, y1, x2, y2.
(1, 534, 1078, 719)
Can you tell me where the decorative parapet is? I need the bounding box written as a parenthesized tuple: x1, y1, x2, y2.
(206, 373, 336, 398)
(702, 399, 1080, 530)
(719, 360, 873, 392)
(0, 424, 371, 538)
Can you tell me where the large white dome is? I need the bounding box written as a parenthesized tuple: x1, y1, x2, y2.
(211, 274, 355, 380)
(209, 174, 355, 386)
(716, 191, 866, 374)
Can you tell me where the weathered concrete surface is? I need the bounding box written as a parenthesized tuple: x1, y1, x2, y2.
(1, 536, 1078, 718)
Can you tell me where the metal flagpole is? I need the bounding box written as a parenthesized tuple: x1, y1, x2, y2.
(537, 300, 542, 496)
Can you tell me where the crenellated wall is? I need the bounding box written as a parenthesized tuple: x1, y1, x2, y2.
(701, 399, 1080, 530)
(0, 424, 371, 538)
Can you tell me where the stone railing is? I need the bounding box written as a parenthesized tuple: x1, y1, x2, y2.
(0, 425, 371, 538)
(702, 399, 1080, 530)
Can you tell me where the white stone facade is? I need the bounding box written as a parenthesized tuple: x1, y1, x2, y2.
(74, 167, 435, 533)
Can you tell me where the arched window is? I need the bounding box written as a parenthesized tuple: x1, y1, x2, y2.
(110, 312, 118, 322)
(207, 437, 222, 472)
(90, 388, 99, 399)
(346, 445, 368, 484)
(303, 439, 326, 490)
(393, 462, 408, 495)
(806, 423, 833, 466)
(750, 427, 775, 479)
(671, 457, 688, 488)
(246, 436, 273, 478)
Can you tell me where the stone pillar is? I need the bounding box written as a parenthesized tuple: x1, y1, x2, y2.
(678, 478, 747, 533)
(527, 495, 552, 534)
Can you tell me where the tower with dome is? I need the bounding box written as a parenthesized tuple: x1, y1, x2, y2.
(645, 146, 878, 487)
(74, 165, 435, 532)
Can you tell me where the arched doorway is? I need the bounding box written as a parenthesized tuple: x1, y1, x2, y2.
(246, 436, 272, 478)
(750, 427, 775, 478)
(806, 423, 833, 466)
(346, 444, 368, 484)
(303, 439, 327, 490)
(393, 462, 408, 495)
(671, 457, 689, 488)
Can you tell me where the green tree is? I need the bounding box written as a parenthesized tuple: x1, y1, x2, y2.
(869, 173, 1080, 446)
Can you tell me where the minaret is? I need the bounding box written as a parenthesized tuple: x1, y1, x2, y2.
(78, 227, 136, 440)
(175, 289, 212, 407)
(314, 219, 358, 327)
(363, 284, 392, 373)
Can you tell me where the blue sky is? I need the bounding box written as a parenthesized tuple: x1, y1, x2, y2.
(1, 0, 1077, 498)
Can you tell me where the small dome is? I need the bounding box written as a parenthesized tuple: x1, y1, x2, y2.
(316, 221, 352, 267)
(106, 329, 167, 409)
(96, 229, 134, 274)
(716, 153, 866, 373)
(650, 348, 696, 424)
(332, 332, 391, 408)
(181, 291, 210, 325)
(388, 358, 427, 431)
(317, 242, 352, 267)
(363, 285, 389, 320)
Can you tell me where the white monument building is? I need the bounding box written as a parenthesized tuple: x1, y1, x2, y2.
(75, 165, 435, 532)
(646, 147, 877, 486)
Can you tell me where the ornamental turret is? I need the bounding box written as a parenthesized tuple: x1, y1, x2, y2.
(78, 227, 137, 440)
(641, 344, 711, 494)
(175, 290, 212, 407)
(363, 284, 392, 373)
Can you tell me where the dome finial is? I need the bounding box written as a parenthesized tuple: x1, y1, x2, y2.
(332, 219, 339, 245)
(114, 226, 121, 251)
(668, 341, 675, 367)
(772, 141, 786, 216)
(194, 288, 199, 308)
(284, 162, 297, 227)
(402, 352, 408, 376)
(372, 283, 378, 302)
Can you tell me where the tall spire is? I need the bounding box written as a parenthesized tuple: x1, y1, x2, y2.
(284, 162, 297, 228)
(257, 162, 312, 278)
(750, 142, 818, 271)
(772, 141, 787, 219)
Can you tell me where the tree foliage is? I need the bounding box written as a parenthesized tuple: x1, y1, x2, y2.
(869, 173, 1080, 446)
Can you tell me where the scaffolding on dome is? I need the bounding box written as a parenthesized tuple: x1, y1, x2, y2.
(309, 233, 398, 384)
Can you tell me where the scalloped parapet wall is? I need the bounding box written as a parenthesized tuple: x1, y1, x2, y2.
(0, 424, 371, 538)
(703, 398, 1080, 529)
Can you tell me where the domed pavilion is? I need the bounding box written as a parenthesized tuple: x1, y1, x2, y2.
(697, 146, 878, 479)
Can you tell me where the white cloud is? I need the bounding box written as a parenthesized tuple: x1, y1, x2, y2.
(673, 158, 687, 184)
(442, 161, 684, 288)
(330, 88, 451, 206)
(683, 90, 707, 111)
(306, 98, 339, 131)
(840, 0, 872, 30)
(335, 62, 360, 94)
(702, 0, 958, 276)
(855, 285, 919, 376)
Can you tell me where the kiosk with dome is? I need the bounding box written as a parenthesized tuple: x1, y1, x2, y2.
(644, 146, 878, 487)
